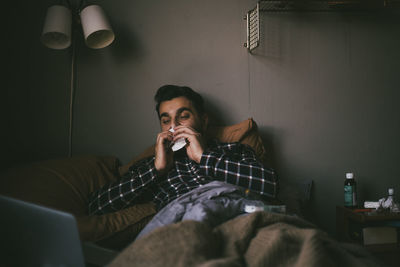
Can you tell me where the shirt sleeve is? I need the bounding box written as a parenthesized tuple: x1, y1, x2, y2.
(199, 142, 277, 198)
(88, 157, 158, 215)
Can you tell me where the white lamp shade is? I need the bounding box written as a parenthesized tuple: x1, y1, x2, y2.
(80, 5, 115, 49)
(41, 5, 72, 49)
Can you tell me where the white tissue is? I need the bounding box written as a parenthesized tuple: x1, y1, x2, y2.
(380, 197, 392, 209)
(244, 205, 264, 213)
(377, 197, 399, 213)
(169, 128, 186, 151)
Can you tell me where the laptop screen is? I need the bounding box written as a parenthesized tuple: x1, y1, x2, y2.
(0, 194, 85, 267)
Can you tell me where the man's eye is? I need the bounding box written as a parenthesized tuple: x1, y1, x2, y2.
(180, 114, 190, 120)
(162, 120, 170, 124)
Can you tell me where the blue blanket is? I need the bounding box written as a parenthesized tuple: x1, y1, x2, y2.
(136, 181, 265, 239)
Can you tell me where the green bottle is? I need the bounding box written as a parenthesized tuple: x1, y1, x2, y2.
(344, 172, 357, 208)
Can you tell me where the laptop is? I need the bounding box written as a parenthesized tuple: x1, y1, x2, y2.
(0, 194, 117, 267)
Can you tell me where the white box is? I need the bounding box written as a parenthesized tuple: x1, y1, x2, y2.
(362, 227, 397, 245)
(364, 201, 380, 209)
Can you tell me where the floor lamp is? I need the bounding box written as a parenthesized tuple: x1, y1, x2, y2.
(41, 1, 115, 157)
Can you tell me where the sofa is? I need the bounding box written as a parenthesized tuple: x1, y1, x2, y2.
(1, 118, 282, 251)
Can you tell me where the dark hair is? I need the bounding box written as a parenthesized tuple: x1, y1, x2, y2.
(154, 85, 205, 118)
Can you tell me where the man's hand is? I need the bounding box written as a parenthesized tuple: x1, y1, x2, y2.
(173, 126, 206, 163)
(154, 130, 174, 176)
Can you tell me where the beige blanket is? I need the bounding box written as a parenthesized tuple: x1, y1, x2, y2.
(109, 212, 380, 267)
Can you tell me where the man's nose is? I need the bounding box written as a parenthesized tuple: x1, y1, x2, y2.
(172, 118, 181, 128)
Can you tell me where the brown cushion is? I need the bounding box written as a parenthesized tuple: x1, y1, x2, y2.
(206, 117, 266, 162)
(92, 210, 155, 250)
(0, 118, 265, 249)
(0, 155, 156, 247)
(119, 118, 266, 176)
(77, 202, 156, 249)
(0, 155, 120, 216)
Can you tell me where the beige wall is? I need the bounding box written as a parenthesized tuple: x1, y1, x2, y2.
(4, 0, 400, 236)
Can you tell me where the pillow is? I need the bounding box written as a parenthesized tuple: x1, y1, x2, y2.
(206, 117, 266, 163)
(92, 211, 154, 250)
(77, 202, 156, 250)
(0, 155, 156, 248)
(119, 118, 266, 176)
(0, 118, 265, 248)
(0, 155, 120, 216)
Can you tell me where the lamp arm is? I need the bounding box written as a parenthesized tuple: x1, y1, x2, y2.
(68, 27, 77, 158)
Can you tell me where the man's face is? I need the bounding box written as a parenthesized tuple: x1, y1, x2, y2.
(158, 96, 207, 133)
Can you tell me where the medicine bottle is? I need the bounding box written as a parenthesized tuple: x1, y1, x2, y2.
(387, 188, 400, 212)
(344, 172, 357, 208)
(387, 188, 395, 211)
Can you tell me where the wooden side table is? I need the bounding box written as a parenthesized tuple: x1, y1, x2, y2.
(336, 206, 400, 266)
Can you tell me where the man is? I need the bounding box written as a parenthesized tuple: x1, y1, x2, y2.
(88, 85, 277, 215)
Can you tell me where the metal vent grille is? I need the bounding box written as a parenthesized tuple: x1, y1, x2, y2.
(245, 4, 260, 51)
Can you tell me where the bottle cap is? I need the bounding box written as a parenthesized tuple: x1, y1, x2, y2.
(346, 173, 354, 179)
(388, 188, 394, 195)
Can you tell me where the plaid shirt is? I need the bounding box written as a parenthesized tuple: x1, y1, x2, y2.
(88, 140, 277, 215)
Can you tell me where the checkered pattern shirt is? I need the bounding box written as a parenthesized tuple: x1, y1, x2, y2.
(88, 140, 277, 215)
